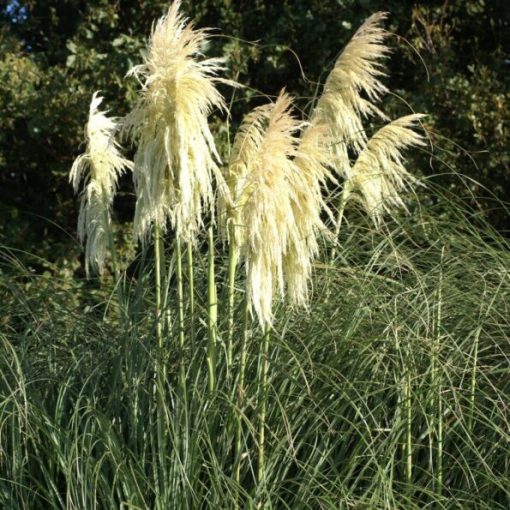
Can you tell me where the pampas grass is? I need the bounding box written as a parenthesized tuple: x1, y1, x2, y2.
(311, 12, 389, 177)
(225, 91, 327, 327)
(348, 114, 426, 223)
(124, 0, 226, 243)
(286, 122, 334, 306)
(4, 6, 506, 510)
(69, 92, 133, 275)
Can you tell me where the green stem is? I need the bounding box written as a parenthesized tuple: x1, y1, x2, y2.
(433, 247, 445, 497)
(234, 297, 250, 486)
(187, 241, 195, 352)
(227, 235, 239, 370)
(207, 226, 218, 394)
(100, 186, 125, 319)
(394, 301, 412, 487)
(468, 325, 481, 432)
(405, 359, 412, 484)
(153, 223, 166, 505)
(105, 219, 119, 282)
(330, 179, 352, 263)
(176, 240, 190, 506)
(257, 326, 270, 503)
(154, 224, 163, 349)
(176, 238, 186, 390)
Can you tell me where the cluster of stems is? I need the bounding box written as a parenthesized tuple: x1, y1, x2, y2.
(70, 4, 427, 504)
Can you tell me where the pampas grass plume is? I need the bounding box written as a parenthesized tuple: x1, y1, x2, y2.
(124, 0, 227, 243)
(285, 122, 334, 306)
(225, 91, 330, 325)
(349, 114, 426, 223)
(70, 92, 133, 275)
(312, 12, 389, 176)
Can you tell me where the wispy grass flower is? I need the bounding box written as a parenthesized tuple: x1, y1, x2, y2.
(124, 0, 227, 243)
(285, 123, 334, 306)
(311, 12, 389, 176)
(226, 91, 329, 325)
(70, 92, 133, 275)
(349, 114, 426, 223)
(220, 103, 270, 247)
(244, 94, 300, 325)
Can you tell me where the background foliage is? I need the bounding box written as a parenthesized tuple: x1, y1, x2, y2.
(0, 0, 509, 270)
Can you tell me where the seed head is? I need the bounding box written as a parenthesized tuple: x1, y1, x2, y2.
(226, 91, 330, 325)
(124, 0, 227, 243)
(70, 93, 133, 275)
(312, 12, 389, 176)
(285, 122, 334, 306)
(349, 114, 426, 223)
(220, 103, 271, 247)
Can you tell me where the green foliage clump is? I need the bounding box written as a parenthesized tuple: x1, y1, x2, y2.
(1, 187, 509, 508)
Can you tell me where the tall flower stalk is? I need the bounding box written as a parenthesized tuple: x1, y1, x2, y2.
(70, 92, 133, 277)
(223, 90, 330, 496)
(122, 5, 228, 497)
(124, 0, 227, 356)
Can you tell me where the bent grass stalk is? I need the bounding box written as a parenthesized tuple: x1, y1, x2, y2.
(468, 286, 499, 432)
(469, 324, 481, 433)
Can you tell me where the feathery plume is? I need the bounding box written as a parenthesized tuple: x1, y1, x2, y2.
(219, 103, 272, 247)
(70, 92, 133, 275)
(124, 0, 227, 243)
(348, 114, 426, 223)
(311, 12, 389, 176)
(284, 122, 335, 306)
(225, 91, 329, 325)
(243, 93, 301, 325)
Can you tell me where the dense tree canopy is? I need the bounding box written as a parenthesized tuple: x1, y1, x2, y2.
(0, 0, 508, 265)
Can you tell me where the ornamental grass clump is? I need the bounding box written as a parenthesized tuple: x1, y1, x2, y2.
(124, 0, 227, 243)
(13, 5, 510, 509)
(69, 92, 133, 275)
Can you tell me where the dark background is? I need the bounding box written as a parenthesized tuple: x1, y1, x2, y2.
(1, 0, 508, 267)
